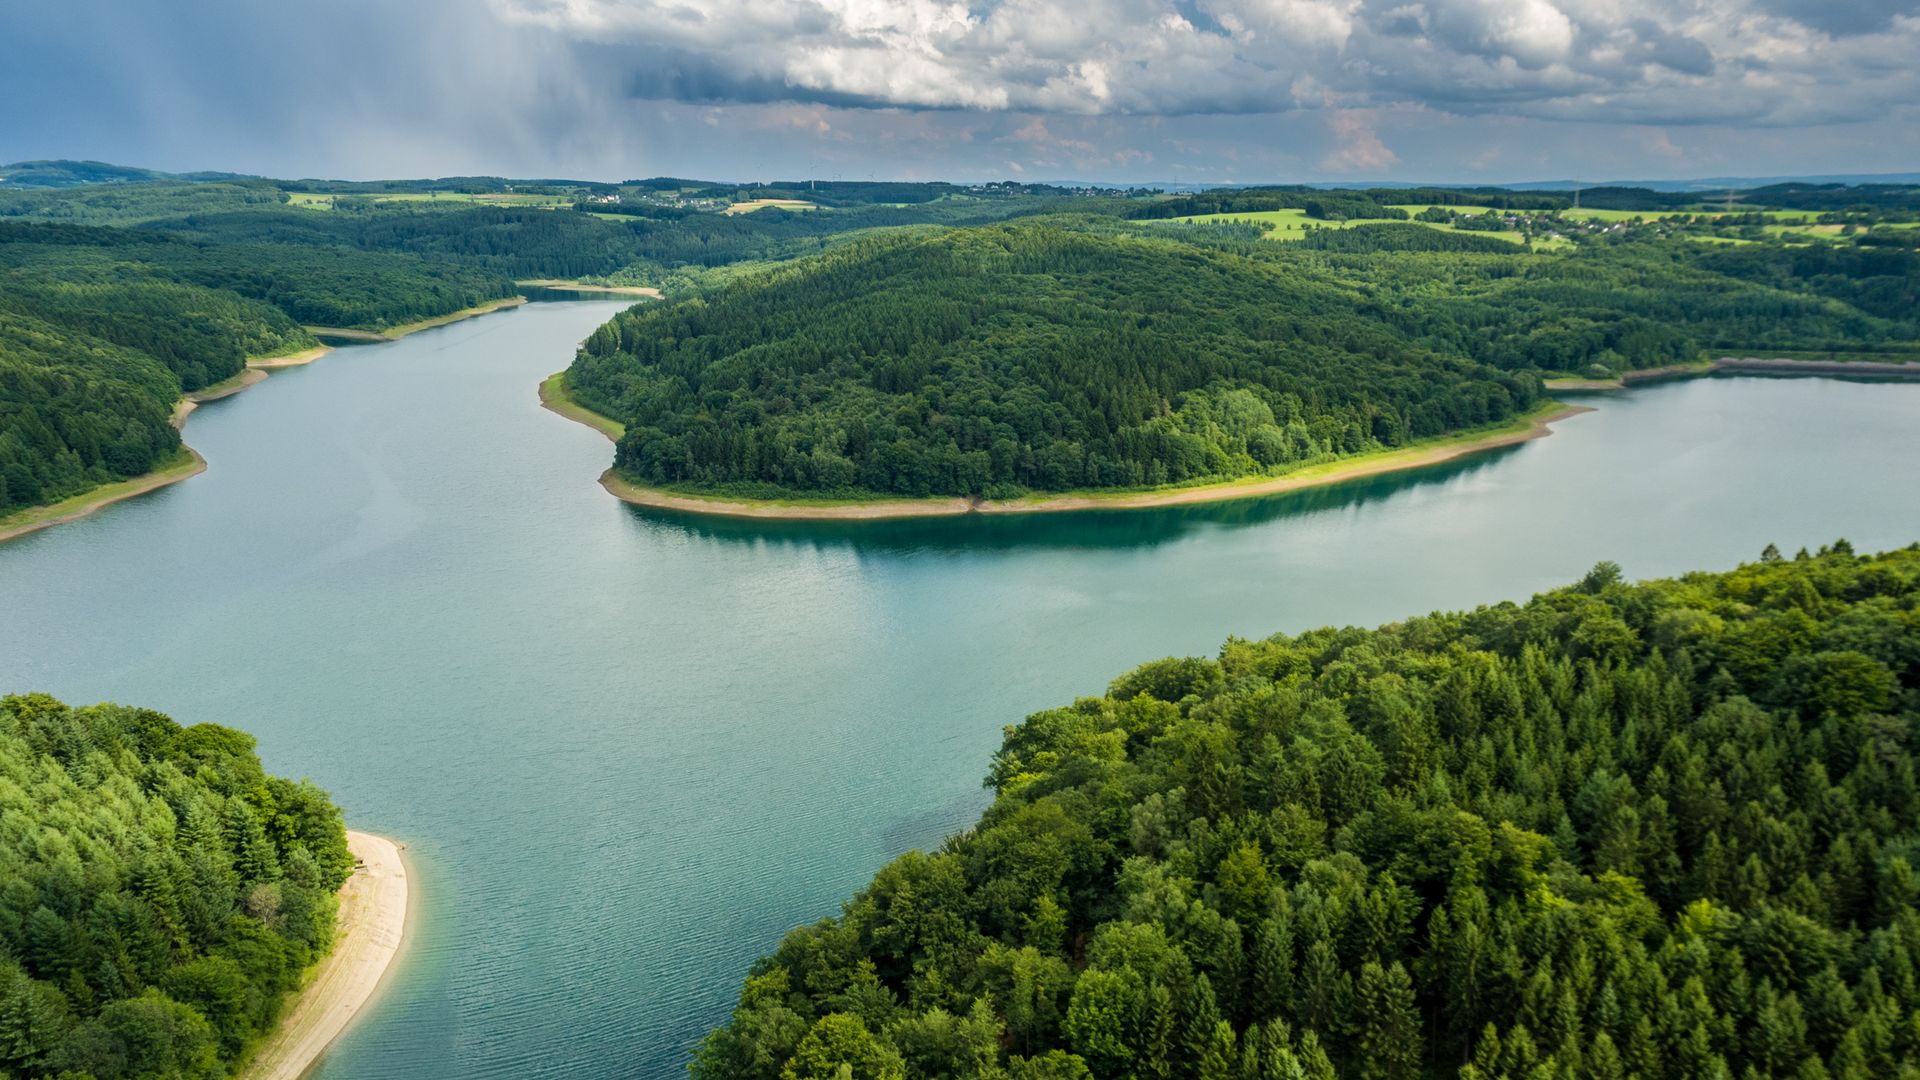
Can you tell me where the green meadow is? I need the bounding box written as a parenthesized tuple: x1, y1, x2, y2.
(286, 190, 575, 210)
(1165, 206, 1549, 248)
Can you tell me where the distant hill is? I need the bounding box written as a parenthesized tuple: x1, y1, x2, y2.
(0, 159, 258, 188)
(1068, 172, 1920, 194)
(1497, 172, 1920, 192)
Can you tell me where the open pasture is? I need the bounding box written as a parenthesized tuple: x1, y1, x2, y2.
(723, 198, 818, 215)
(285, 190, 575, 210)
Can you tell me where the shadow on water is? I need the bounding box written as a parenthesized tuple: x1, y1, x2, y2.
(619, 441, 1530, 555)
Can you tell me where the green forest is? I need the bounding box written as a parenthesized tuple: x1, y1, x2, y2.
(0, 175, 1064, 521)
(3, 168, 1916, 520)
(566, 217, 1914, 502)
(568, 224, 1541, 499)
(695, 543, 1920, 1080)
(0, 219, 519, 517)
(0, 694, 354, 1078)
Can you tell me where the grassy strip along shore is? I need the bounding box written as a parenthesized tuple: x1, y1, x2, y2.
(541, 375, 1589, 520)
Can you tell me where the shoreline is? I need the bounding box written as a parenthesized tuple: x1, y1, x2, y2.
(2, 298, 533, 545)
(0, 449, 208, 544)
(518, 279, 663, 298)
(251, 345, 334, 370)
(548, 390, 1592, 520)
(239, 831, 412, 1080)
(1546, 355, 1920, 391)
(305, 296, 528, 344)
(539, 371, 627, 441)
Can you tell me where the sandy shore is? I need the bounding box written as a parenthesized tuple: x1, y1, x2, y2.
(518, 279, 663, 298)
(251, 346, 334, 370)
(1717, 356, 1920, 377)
(566, 402, 1593, 521)
(0, 450, 208, 544)
(305, 296, 529, 344)
(240, 831, 411, 1080)
(1545, 355, 1920, 391)
(0, 367, 266, 543)
(1545, 361, 1715, 391)
(4, 298, 534, 545)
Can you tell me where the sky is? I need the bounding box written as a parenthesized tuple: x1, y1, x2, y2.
(2, 0, 1917, 185)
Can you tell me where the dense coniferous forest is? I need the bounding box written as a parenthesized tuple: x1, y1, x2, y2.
(0, 694, 354, 1078)
(694, 543, 1920, 1080)
(0, 220, 516, 517)
(567, 217, 1914, 501)
(568, 225, 1541, 499)
(3, 165, 1916, 519)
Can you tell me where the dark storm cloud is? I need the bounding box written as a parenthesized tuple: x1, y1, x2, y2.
(500, 0, 1919, 125)
(1754, 0, 1920, 35)
(1, 0, 1915, 182)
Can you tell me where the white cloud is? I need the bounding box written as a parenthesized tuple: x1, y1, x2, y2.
(494, 0, 1920, 126)
(1320, 108, 1399, 171)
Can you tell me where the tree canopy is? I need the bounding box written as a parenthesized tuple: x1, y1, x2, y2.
(568, 224, 1542, 500)
(696, 543, 1920, 1080)
(0, 694, 353, 1078)
(567, 216, 1913, 502)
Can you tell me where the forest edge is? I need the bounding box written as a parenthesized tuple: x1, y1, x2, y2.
(541, 372, 1595, 520)
(0, 297, 534, 544)
(237, 831, 412, 1080)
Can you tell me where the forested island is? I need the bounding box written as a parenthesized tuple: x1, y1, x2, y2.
(0, 694, 355, 1077)
(695, 542, 1920, 1080)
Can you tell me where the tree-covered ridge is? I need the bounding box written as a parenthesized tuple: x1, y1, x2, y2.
(568, 224, 1541, 499)
(0, 310, 186, 515)
(696, 544, 1920, 1080)
(1283, 243, 1914, 375)
(566, 217, 1916, 500)
(0, 694, 354, 1079)
(0, 218, 520, 518)
(1129, 191, 1413, 222)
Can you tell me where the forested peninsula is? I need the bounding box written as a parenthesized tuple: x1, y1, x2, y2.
(5, 165, 1917, 526)
(0, 694, 356, 1078)
(0, 171, 1070, 531)
(696, 543, 1920, 1080)
(564, 214, 1917, 511)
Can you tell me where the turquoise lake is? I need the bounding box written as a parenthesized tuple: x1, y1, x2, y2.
(4, 298, 1920, 1077)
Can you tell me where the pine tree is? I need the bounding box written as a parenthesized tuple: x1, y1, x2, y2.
(1182, 974, 1224, 1080)
(1472, 1024, 1503, 1077)
(1139, 981, 1175, 1080)
(1295, 938, 1342, 1035)
(1353, 962, 1420, 1080)
(1292, 1030, 1337, 1080)
(1199, 1020, 1236, 1080)
(1249, 917, 1293, 1024)
(1585, 1031, 1624, 1080)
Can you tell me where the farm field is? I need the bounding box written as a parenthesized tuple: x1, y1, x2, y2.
(723, 198, 817, 214)
(1165, 206, 1544, 247)
(285, 190, 575, 210)
(1164, 206, 1351, 237)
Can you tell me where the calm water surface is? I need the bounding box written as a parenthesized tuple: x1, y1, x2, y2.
(4, 299, 1920, 1077)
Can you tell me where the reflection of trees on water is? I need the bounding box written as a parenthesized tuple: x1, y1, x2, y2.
(622, 443, 1526, 556)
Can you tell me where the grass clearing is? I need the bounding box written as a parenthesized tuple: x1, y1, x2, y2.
(724, 199, 818, 215)
(285, 191, 575, 211)
(539, 372, 626, 442)
(1164, 208, 1343, 238)
(1167, 207, 1543, 248)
